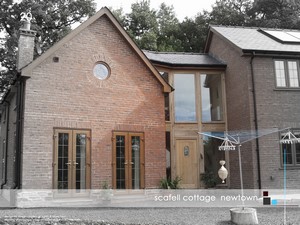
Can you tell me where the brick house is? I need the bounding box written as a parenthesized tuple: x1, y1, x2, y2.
(205, 25, 300, 189)
(1, 7, 300, 202)
(0, 7, 172, 193)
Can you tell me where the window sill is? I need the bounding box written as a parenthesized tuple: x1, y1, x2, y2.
(279, 166, 300, 170)
(174, 122, 198, 124)
(274, 88, 300, 91)
(202, 121, 226, 124)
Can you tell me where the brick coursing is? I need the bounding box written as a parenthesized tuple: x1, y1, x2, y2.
(208, 33, 300, 189)
(21, 16, 166, 189)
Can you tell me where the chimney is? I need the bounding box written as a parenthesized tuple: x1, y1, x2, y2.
(17, 12, 36, 71)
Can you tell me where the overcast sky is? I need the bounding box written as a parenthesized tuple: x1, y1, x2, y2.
(95, 0, 217, 21)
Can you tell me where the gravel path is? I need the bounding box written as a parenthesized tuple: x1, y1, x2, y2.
(0, 207, 299, 225)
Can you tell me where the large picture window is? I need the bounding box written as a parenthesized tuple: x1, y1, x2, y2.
(274, 60, 300, 88)
(280, 129, 300, 167)
(174, 74, 196, 122)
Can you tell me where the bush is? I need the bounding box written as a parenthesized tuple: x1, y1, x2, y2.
(200, 172, 218, 188)
(159, 176, 181, 189)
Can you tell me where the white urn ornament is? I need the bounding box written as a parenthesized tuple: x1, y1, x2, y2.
(218, 160, 228, 183)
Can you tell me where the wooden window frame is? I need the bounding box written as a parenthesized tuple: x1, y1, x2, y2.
(53, 128, 91, 190)
(112, 131, 145, 189)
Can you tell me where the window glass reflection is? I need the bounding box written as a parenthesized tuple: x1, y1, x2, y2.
(201, 74, 223, 122)
(174, 74, 196, 122)
(203, 133, 225, 185)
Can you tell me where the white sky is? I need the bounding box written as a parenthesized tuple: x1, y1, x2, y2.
(95, 0, 217, 20)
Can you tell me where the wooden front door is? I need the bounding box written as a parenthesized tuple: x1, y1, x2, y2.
(176, 139, 198, 188)
(53, 129, 91, 190)
(112, 132, 145, 189)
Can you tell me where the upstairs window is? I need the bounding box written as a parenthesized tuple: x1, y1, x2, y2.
(201, 74, 223, 122)
(274, 60, 300, 88)
(174, 74, 196, 122)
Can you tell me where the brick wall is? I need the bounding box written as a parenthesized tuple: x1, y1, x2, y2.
(21, 15, 166, 189)
(209, 33, 300, 189)
(253, 57, 300, 189)
(208, 34, 258, 188)
(17, 29, 36, 70)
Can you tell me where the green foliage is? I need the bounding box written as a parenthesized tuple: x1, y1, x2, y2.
(159, 176, 181, 189)
(208, 0, 252, 26)
(249, 0, 300, 28)
(101, 181, 110, 189)
(0, 0, 96, 95)
(200, 172, 218, 188)
(111, 1, 181, 52)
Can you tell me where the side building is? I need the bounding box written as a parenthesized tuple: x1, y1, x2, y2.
(205, 25, 300, 189)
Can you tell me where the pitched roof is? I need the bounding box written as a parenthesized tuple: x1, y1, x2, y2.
(143, 50, 226, 68)
(206, 25, 300, 54)
(21, 7, 172, 93)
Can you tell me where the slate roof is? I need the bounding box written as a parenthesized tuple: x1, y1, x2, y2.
(209, 25, 300, 54)
(143, 50, 226, 68)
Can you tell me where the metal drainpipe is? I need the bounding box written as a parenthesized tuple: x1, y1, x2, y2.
(14, 77, 25, 189)
(1, 100, 10, 189)
(250, 52, 262, 189)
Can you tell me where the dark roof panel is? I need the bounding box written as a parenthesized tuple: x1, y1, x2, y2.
(143, 50, 226, 67)
(210, 25, 300, 53)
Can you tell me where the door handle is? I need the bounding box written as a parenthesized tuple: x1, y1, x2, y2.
(73, 161, 79, 165)
(130, 162, 134, 165)
(66, 161, 71, 166)
(124, 161, 128, 165)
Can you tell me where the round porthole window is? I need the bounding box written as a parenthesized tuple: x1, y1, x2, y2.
(93, 62, 110, 80)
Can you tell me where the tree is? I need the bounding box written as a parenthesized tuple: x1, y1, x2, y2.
(125, 0, 158, 50)
(156, 3, 181, 51)
(208, 0, 252, 26)
(111, 1, 183, 51)
(249, 0, 300, 28)
(0, 0, 96, 95)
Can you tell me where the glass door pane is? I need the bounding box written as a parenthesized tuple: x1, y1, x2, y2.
(113, 132, 144, 189)
(116, 135, 126, 189)
(54, 129, 90, 192)
(57, 132, 71, 190)
(75, 133, 86, 190)
(131, 136, 140, 189)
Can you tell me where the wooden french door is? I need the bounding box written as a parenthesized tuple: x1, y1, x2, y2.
(112, 132, 145, 189)
(53, 129, 91, 190)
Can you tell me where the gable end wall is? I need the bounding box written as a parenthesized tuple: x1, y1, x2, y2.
(22, 15, 166, 189)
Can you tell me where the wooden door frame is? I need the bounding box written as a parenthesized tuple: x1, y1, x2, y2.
(112, 131, 145, 189)
(53, 128, 91, 190)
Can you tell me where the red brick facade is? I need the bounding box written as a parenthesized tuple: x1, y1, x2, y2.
(21, 13, 168, 189)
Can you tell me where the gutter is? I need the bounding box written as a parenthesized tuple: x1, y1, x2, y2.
(250, 52, 262, 190)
